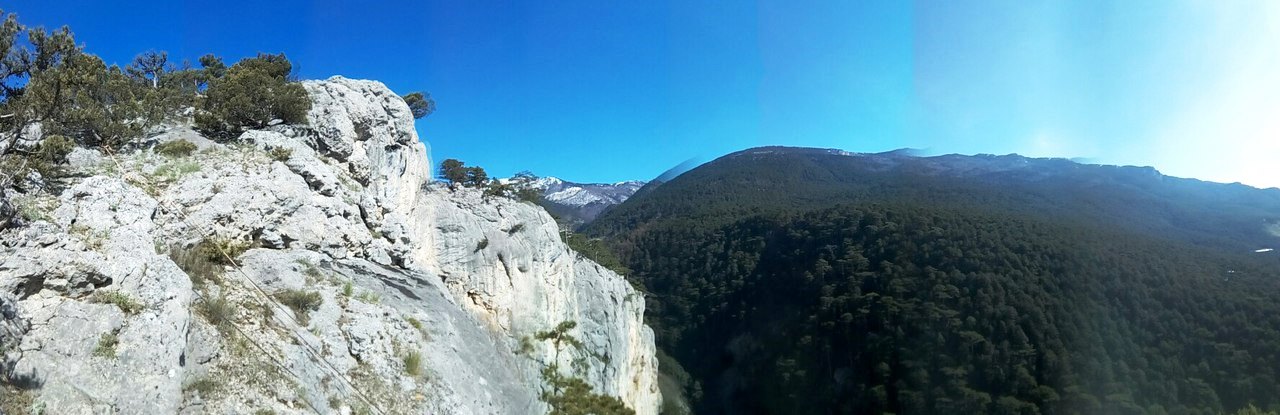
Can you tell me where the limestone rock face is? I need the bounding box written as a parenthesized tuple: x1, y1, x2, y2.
(0, 76, 659, 414)
(419, 188, 659, 410)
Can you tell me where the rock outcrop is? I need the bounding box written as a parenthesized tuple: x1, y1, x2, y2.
(0, 193, 13, 229)
(0, 76, 660, 414)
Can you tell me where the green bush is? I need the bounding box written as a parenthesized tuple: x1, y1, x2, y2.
(154, 139, 197, 157)
(195, 53, 310, 140)
(276, 289, 322, 325)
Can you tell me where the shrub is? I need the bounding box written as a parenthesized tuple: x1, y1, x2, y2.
(267, 146, 292, 162)
(277, 289, 322, 325)
(154, 139, 197, 157)
(93, 332, 119, 358)
(90, 290, 144, 314)
(474, 238, 489, 253)
(35, 135, 74, 165)
(194, 237, 249, 266)
(507, 223, 525, 235)
(403, 350, 423, 376)
(406, 317, 423, 330)
(540, 365, 635, 415)
(0, 135, 75, 181)
(195, 53, 310, 140)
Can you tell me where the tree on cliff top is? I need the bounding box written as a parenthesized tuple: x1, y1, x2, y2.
(195, 52, 310, 140)
(402, 91, 435, 119)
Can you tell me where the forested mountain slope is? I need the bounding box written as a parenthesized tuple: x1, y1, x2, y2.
(586, 147, 1280, 415)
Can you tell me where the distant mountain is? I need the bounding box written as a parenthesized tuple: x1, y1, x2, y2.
(525, 177, 645, 227)
(587, 146, 1280, 414)
(592, 146, 1280, 253)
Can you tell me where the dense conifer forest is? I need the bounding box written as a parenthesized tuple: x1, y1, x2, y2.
(586, 147, 1280, 414)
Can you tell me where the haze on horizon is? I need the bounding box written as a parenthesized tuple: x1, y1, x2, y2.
(4, 0, 1277, 188)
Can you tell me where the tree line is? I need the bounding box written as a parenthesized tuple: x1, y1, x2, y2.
(438, 158, 541, 202)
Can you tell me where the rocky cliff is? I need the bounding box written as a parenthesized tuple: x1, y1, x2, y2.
(0, 77, 660, 414)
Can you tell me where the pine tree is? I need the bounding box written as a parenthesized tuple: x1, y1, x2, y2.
(0, 9, 26, 102)
(195, 53, 309, 139)
(127, 50, 167, 88)
(439, 159, 467, 189)
(401, 91, 435, 119)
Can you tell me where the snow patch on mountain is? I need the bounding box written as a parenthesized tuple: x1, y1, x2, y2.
(533, 177, 645, 208)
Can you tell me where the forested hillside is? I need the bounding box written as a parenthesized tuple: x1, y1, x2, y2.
(586, 147, 1280, 414)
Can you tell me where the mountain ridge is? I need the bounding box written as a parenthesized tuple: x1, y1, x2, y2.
(513, 176, 646, 228)
(592, 145, 1280, 253)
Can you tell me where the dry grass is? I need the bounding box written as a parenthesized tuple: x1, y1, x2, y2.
(90, 291, 144, 314)
(93, 331, 119, 358)
(276, 289, 323, 325)
(198, 294, 236, 333)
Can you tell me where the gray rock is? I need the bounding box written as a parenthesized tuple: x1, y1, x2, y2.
(0, 291, 28, 356)
(0, 192, 13, 229)
(64, 147, 105, 169)
(0, 77, 660, 414)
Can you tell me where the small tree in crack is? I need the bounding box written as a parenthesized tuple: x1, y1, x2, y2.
(533, 320, 634, 415)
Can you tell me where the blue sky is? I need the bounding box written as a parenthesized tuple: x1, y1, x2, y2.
(5, 1, 1278, 188)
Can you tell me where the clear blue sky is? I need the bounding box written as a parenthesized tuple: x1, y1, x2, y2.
(5, 1, 1278, 188)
